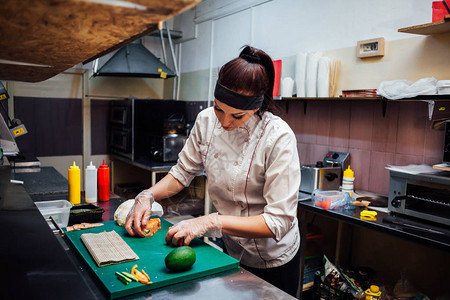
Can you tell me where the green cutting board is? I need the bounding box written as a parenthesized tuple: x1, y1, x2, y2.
(64, 218, 239, 299)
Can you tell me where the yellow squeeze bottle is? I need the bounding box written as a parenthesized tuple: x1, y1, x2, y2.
(68, 161, 81, 205)
(342, 165, 355, 197)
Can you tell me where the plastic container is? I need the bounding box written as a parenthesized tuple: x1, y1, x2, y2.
(68, 161, 80, 205)
(69, 204, 105, 225)
(35, 200, 72, 228)
(312, 190, 345, 209)
(342, 166, 355, 197)
(98, 160, 110, 202)
(85, 161, 97, 203)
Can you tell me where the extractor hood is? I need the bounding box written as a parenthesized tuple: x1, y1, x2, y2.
(93, 40, 176, 79)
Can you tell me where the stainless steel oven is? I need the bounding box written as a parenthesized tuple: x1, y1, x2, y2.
(388, 170, 450, 226)
(110, 100, 133, 127)
(110, 128, 133, 159)
(110, 100, 134, 159)
(110, 99, 189, 162)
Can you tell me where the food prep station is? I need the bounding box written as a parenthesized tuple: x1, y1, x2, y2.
(0, 160, 297, 300)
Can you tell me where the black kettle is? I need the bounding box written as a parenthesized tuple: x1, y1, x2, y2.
(163, 113, 185, 135)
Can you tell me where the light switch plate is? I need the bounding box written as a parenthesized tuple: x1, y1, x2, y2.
(357, 38, 385, 58)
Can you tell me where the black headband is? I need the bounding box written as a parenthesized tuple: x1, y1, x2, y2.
(214, 82, 264, 110)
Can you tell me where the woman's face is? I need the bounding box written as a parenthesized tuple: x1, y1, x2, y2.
(214, 99, 259, 131)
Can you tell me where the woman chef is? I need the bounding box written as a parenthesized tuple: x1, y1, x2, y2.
(125, 45, 301, 297)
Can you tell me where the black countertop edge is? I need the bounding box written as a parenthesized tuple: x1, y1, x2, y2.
(298, 200, 450, 253)
(0, 164, 99, 299)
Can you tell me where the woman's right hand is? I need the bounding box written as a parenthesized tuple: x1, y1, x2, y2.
(125, 189, 154, 237)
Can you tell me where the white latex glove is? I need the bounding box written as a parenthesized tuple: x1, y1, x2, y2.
(125, 189, 154, 237)
(165, 213, 222, 246)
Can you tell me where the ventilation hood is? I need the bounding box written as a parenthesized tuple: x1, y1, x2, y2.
(93, 40, 176, 79)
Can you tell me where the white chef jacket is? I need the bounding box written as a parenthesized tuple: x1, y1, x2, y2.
(169, 106, 301, 268)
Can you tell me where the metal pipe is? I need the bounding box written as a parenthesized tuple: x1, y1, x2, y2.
(176, 43, 182, 100)
(160, 29, 167, 64)
(165, 21, 179, 76)
(207, 21, 215, 108)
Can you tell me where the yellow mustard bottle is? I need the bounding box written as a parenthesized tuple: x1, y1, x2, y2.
(365, 285, 381, 300)
(342, 165, 355, 197)
(68, 161, 81, 205)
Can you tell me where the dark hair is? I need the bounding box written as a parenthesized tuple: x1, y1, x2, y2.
(217, 45, 278, 117)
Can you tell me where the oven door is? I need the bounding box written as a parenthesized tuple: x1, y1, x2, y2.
(110, 100, 132, 128)
(110, 128, 133, 159)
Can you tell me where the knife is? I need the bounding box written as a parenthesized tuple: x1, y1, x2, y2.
(382, 217, 445, 235)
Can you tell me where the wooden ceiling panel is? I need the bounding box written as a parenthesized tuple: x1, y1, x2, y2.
(0, 0, 200, 82)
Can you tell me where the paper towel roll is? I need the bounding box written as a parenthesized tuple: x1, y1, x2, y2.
(295, 52, 307, 97)
(281, 77, 294, 97)
(317, 56, 331, 97)
(305, 52, 322, 97)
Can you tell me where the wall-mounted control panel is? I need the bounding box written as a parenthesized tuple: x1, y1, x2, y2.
(357, 37, 385, 58)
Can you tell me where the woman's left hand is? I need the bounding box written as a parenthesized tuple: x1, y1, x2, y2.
(165, 213, 222, 246)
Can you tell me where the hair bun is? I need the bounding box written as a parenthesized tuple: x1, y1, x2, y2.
(240, 52, 261, 64)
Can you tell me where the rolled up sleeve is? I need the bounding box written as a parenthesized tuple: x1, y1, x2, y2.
(261, 128, 300, 242)
(169, 117, 205, 187)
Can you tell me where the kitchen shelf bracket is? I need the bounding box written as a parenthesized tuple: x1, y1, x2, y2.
(426, 100, 435, 120)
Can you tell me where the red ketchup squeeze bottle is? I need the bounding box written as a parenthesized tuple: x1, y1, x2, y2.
(98, 160, 110, 202)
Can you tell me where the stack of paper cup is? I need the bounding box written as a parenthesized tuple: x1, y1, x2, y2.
(281, 77, 294, 97)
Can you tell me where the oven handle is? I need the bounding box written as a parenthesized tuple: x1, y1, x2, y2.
(391, 195, 407, 208)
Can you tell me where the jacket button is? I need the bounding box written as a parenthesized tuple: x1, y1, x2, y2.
(244, 138, 249, 143)
(234, 161, 238, 166)
(214, 153, 219, 159)
(227, 186, 232, 192)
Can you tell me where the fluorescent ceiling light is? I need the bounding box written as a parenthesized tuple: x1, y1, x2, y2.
(0, 59, 52, 68)
(78, 0, 147, 11)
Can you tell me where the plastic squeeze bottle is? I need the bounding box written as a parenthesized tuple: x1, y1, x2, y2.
(85, 161, 97, 203)
(342, 165, 355, 197)
(98, 160, 110, 202)
(68, 161, 81, 205)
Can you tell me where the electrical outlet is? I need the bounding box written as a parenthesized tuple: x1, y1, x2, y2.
(357, 38, 385, 58)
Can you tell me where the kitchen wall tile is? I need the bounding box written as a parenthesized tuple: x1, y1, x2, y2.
(394, 154, 423, 166)
(313, 101, 331, 145)
(297, 142, 312, 165)
(371, 101, 399, 153)
(396, 102, 427, 156)
(349, 101, 374, 150)
(279, 101, 299, 131)
(297, 142, 329, 165)
(348, 148, 371, 192)
(312, 144, 331, 165)
(296, 101, 320, 144)
(329, 101, 350, 148)
(369, 151, 396, 195)
(424, 118, 445, 159)
(328, 145, 349, 155)
(423, 156, 442, 166)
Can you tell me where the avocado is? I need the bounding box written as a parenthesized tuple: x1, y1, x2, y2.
(165, 246, 196, 271)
